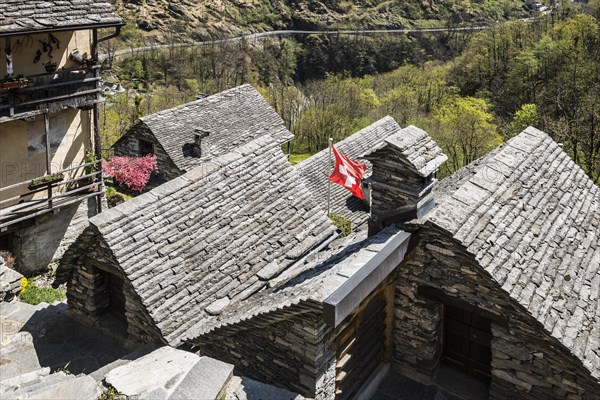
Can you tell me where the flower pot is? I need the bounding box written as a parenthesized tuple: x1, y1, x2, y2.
(28, 176, 64, 191)
(1, 81, 28, 89)
(44, 64, 58, 73)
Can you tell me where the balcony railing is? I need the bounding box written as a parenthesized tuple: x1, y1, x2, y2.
(0, 160, 104, 230)
(0, 67, 101, 122)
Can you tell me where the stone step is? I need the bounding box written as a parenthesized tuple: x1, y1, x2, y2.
(168, 356, 234, 400)
(105, 346, 201, 399)
(0, 367, 51, 391)
(0, 301, 65, 324)
(6, 374, 102, 400)
(89, 343, 158, 382)
(8, 372, 74, 397)
(0, 338, 42, 381)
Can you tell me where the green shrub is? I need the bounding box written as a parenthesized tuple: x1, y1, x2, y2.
(328, 212, 352, 237)
(288, 153, 313, 165)
(19, 285, 65, 305)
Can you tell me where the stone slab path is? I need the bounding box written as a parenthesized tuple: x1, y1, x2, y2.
(0, 301, 132, 377)
(225, 376, 305, 400)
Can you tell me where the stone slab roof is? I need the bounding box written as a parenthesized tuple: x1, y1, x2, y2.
(183, 226, 402, 340)
(295, 117, 400, 229)
(90, 135, 336, 346)
(116, 85, 294, 173)
(367, 125, 447, 177)
(0, 0, 122, 35)
(423, 127, 600, 380)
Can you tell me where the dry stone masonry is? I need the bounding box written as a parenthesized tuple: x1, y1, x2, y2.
(59, 134, 336, 347)
(394, 127, 600, 399)
(366, 125, 447, 235)
(58, 114, 600, 400)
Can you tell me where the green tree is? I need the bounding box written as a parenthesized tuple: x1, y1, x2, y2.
(509, 104, 539, 137)
(433, 97, 503, 176)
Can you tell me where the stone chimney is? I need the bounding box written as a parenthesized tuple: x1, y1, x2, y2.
(191, 129, 210, 158)
(366, 125, 447, 236)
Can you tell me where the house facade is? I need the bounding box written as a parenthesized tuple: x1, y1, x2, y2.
(58, 121, 600, 399)
(111, 84, 294, 183)
(0, 0, 122, 275)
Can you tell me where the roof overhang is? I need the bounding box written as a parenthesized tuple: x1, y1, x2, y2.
(323, 230, 412, 327)
(0, 21, 125, 38)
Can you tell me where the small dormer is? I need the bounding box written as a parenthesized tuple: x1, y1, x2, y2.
(365, 125, 447, 236)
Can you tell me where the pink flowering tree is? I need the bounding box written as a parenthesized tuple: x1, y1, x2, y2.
(102, 155, 158, 192)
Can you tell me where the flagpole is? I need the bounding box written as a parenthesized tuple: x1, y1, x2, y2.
(327, 137, 333, 215)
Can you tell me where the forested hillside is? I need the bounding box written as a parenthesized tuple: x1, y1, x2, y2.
(102, 2, 599, 185)
(112, 0, 531, 39)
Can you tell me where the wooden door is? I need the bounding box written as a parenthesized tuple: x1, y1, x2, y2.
(108, 273, 127, 323)
(443, 304, 492, 383)
(335, 288, 388, 400)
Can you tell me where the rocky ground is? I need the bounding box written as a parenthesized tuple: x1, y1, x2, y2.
(112, 0, 531, 40)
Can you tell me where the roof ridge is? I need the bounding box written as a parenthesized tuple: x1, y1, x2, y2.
(140, 84, 255, 122)
(296, 116, 400, 169)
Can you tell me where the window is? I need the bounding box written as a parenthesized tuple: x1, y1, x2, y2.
(138, 139, 154, 156)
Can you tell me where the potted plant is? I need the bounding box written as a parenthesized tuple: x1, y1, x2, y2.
(28, 173, 65, 191)
(44, 58, 58, 73)
(1, 74, 29, 89)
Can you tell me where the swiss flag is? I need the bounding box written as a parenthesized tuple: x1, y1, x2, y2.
(329, 145, 367, 199)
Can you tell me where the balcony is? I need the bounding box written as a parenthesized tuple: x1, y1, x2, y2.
(0, 67, 101, 122)
(0, 161, 104, 231)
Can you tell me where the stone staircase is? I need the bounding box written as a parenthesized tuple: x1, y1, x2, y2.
(104, 346, 234, 400)
(0, 300, 235, 400)
(0, 370, 103, 400)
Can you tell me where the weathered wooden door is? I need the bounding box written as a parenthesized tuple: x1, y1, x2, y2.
(335, 287, 390, 400)
(108, 273, 127, 322)
(443, 304, 492, 383)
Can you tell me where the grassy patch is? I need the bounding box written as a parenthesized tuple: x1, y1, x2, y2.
(97, 386, 127, 400)
(19, 285, 65, 305)
(328, 212, 352, 237)
(105, 185, 134, 201)
(289, 153, 314, 165)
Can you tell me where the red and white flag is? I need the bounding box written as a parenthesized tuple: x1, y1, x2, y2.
(329, 145, 367, 199)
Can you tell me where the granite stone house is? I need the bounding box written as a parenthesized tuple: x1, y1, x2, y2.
(296, 116, 401, 230)
(59, 123, 600, 400)
(58, 134, 338, 343)
(111, 84, 294, 182)
(0, 0, 122, 274)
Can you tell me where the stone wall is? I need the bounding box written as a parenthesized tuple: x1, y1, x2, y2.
(59, 226, 164, 344)
(366, 146, 435, 235)
(11, 197, 98, 276)
(190, 310, 337, 399)
(113, 123, 182, 182)
(394, 224, 600, 399)
(0, 255, 23, 301)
